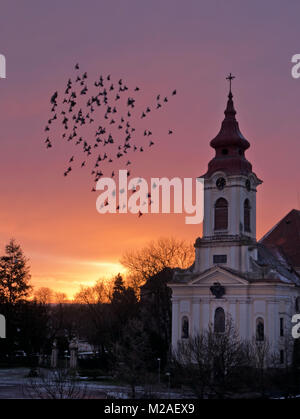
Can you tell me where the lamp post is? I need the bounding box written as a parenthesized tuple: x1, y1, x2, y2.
(165, 372, 171, 398)
(157, 358, 161, 385)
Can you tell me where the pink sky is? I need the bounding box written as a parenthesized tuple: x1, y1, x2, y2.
(0, 0, 299, 297)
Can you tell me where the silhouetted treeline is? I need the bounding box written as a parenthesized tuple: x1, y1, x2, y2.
(0, 242, 173, 381)
(2, 238, 300, 398)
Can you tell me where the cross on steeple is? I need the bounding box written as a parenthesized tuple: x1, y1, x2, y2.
(226, 73, 235, 93)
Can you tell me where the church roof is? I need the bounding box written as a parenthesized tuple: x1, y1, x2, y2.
(169, 242, 300, 286)
(259, 209, 300, 269)
(202, 82, 255, 179)
(253, 243, 300, 285)
(210, 91, 250, 151)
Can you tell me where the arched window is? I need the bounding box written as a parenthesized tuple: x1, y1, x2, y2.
(244, 199, 251, 232)
(214, 307, 225, 333)
(256, 317, 264, 341)
(214, 198, 228, 230)
(181, 316, 189, 339)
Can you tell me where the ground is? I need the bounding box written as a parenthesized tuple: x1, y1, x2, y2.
(0, 368, 187, 399)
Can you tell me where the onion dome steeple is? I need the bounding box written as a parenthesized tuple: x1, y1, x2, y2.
(203, 74, 252, 178)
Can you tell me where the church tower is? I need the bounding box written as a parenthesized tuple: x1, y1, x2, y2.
(194, 75, 262, 273)
(168, 76, 300, 358)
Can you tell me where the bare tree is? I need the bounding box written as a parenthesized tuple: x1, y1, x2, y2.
(73, 278, 114, 356)
(172, 317, 251, 398)
(23, 369, 89, 399)
(121, 237, 194, 289)
(242, 337, 272, 397)
(34, 287, 54, 304)
(74, 278, 113, 305)
(269, 333, 298, 398)
(172, 333, 212, 398)
(53, 292, 68, 304)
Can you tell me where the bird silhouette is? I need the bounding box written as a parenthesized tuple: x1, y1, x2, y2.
(44, 64, 177, 195)
(50, 91, 58, 105)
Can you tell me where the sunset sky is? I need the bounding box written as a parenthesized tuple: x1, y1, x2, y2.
(0, 0, 299, 298)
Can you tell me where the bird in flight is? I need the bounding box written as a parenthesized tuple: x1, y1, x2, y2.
(50, 91, 58, 105)
(44, 64, 177, 210)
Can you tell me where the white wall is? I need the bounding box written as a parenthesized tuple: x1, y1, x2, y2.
(171, 285, 298, 360)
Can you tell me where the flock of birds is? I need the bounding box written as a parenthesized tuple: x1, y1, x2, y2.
(44, 64, 176, 216)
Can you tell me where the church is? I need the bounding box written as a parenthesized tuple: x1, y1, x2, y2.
(168, 76, 300, 364)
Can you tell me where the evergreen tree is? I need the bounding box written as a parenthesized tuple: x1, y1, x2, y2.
(111, 274, 137, 318)
(111, 273, 126, 304)
(0, 239, 31, 304)
(116, 318, 152, 398)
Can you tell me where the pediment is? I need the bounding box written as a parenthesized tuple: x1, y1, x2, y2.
(190, 266, 249, 286)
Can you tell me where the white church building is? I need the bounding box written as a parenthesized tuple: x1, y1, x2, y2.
(168, 79, 300, 363)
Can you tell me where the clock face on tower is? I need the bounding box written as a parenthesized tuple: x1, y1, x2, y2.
(216, 177, 226, 190)
(245, 179, 251, 191)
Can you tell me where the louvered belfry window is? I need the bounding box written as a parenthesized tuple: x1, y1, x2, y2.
(214, 198, 228, 230)
(244, 199, 251, 232)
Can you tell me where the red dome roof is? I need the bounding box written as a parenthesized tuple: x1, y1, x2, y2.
(203, 90, 253, 178)
(210, 92, 250, 150)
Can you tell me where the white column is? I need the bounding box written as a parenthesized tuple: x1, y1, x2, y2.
(194, 248, 200, 272)
(230, 247, 236, 270)
(228, 299, 237, 325)
(201, 300, 210, 332)
(204, 248, 210, 270)
(230, 186, 238, 235)
(192, 298, 200, 335)
(267, 300, 277, 351)
(239, 300, 250, 340)
(203, 187, 212, 237)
